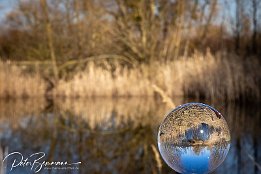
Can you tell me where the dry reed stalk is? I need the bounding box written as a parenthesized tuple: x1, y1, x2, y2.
(0, 146, 8, 174)
(151, 144, 162, 174)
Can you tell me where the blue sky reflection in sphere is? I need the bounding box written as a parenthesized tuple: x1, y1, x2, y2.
(158, 103, 231, 174)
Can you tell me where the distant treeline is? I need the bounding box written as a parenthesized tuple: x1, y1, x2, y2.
(0, 0, 260, 64)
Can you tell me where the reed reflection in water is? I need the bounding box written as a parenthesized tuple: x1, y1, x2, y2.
(0, 98, 260, 174)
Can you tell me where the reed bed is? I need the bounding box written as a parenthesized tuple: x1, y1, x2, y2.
(54, 53, 260, 101)
(181, 53, 261, 101)
(0, 61, 46, 98)
(0, 52, 260, 101)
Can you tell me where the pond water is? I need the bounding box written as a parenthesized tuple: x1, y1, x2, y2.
(0, 98, 260, 174)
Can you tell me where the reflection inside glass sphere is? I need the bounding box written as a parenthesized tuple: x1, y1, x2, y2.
(158, 103, 231, 174)
(159, 142, 230, 174)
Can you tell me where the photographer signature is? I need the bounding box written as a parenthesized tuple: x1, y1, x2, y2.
(2, 152, 81, 173)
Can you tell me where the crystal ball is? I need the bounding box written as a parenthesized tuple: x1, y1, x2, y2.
(158, 103, 230, 174)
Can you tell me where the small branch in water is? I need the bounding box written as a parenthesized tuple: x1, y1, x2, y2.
(152, 84, 175, 109)
(247, 153, 261, 171)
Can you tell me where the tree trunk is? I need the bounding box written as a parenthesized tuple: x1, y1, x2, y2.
(235, 0, 241, 53)
(252, 0, 257, 54)
(40, 0, 59, 81)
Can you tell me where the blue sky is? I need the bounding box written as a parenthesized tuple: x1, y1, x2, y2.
(0, 0, 17, 21)
(0, 0, 237, 22)
(0, 0, 243, 34)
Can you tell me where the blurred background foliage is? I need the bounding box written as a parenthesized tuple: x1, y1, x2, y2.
(0, 0, 260, 101)
(0, 0, 260, 61)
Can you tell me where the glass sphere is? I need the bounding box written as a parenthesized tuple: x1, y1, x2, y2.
(158, 103, 230, 174)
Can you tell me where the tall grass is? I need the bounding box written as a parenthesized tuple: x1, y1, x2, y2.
(1, 52, 260, 101)
(0, 61, 46, 98)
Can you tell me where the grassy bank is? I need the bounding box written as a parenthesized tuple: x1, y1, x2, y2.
(1, 53, 260, 101)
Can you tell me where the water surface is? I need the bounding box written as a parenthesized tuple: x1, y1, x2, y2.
(0, 98, 260, 174)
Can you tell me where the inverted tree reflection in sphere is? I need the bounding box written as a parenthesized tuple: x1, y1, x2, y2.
(158, 103, 230, 174)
